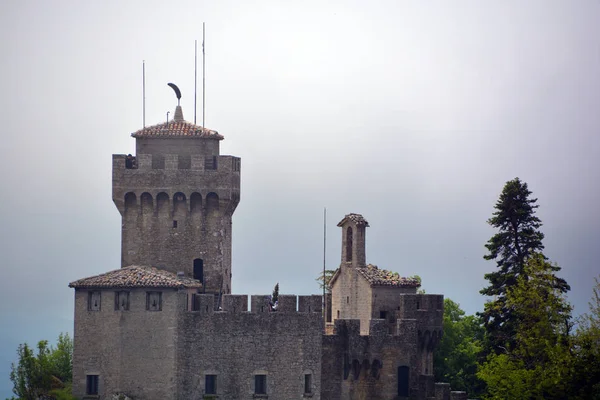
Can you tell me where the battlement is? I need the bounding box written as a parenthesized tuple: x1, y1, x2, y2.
(188, 294, 323, 314)
(112, 154, 241, 216)
(113, 153, 241, 173)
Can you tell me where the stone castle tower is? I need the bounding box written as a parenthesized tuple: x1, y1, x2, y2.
(111, 104, 240, 295)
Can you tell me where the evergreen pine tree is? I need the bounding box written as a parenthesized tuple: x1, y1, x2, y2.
(481, 178, 569, 353)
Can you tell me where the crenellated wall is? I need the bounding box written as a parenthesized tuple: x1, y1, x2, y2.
(178, 294, 324, 399)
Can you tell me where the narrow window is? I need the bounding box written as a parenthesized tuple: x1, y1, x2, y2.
(346, 296, 349, 304)
(380, 311, 387, 320)
(86, 375, 99, 395)
(205, 374, 217, 394)
(193, 259, 204, 283)
(255, 374, 267, 395)
(172, 220, 178, 228)
(337, 310, 340, 318)
(304, 374, 312, 394)
(146, 292, 162, 311)
(88, 291, 101, 311)
(346, 227, 353, 261)
(114, 291, 130, 311)
(398, 366, 409, 397)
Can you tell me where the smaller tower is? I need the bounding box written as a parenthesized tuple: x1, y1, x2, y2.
(337, 213, 369, 268)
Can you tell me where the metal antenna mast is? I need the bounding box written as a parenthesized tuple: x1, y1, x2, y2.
(323, 207, 327, 330)
(143, 60, 146, 128)
(202, 22, 206, 132)
(194, 40, 197, 125)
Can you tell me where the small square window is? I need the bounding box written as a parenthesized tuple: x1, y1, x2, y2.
(205, 374, 217, 394)
(114, 291, 130, 311)
(380, 311, 387, 320)
(255, 374, 267, 395)
(146, 292, 162, 311)
(88, 291, 101, 311)
(86, 374, 99, 395)
(304, 374, 312, 394)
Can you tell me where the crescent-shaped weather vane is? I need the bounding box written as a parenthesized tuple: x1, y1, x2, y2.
(167, 83, 182, 105)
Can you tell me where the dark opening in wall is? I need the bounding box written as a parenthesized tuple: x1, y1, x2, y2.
(205, 156, 217, 170)
(398, 366, 409, 397)
(254, 375, 267, 395)
(205, 375, 217, 394)
(380, 311, 388, 320)
(193, 259, 204, 283)
(190, 192, 202, 214)
(172, 220, 178, 228)
(346, 227, 353, 261)
(146, 291, 162, 311)
(114, 291, 129, 311)
(86, 375, 99, 395)
(88, 291, 101, 311)
(304, 374, 312, 394)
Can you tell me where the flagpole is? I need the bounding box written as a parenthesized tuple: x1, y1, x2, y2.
(323, 207, 327, 330)
(194, 40, 197, 125)
(202, 22, 205, 132)
(142, 60, 146, 128)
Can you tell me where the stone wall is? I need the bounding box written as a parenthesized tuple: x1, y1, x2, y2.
(72, 288, 187, 400)
(322, 319, 420, 400)
(177, 294, 323, 399)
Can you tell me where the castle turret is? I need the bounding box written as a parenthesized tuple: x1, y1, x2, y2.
(112, 103, 240, 295)
(337, 213, 368, 268)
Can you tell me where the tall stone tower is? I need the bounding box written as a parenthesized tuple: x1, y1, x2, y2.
(112, 103, 240, 295)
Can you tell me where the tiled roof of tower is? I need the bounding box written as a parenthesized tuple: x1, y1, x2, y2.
(68, 265, 202, 289)
(131, 106, 223, 139)
(357, 264, 421, 288)
(131, 121, 223, 139)
(337, 213, 370, 227)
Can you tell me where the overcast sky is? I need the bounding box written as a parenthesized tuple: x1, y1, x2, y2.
(1, 0, 600, 397)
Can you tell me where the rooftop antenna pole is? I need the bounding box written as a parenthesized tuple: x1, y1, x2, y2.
(143, 60, 146, 128)
(194, 40, 197, 125)
(323, 207, 327, 330)
(202, 22, 206, 132)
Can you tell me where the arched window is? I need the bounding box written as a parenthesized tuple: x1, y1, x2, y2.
(156, 192, 169, 216)
(173, 192, 186, 215)
(206, 192, 219, 213)
(141, 192, 153, 215)
(398, 366, 409, 397)
(193, 259, 204, 283)
(190, 192, 202, 214)
(346, 226, 353, 261)
(124, 192, 137, 214)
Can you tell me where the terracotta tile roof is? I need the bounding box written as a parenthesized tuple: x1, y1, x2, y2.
(357, 264, 421, 288)
(68, 266, 202, 289)
(131, 121, 223, 140)
(337, 213, 370, 227)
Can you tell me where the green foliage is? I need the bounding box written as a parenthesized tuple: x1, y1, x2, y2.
(316, 269, 336, 293)
(478, 255, 573, 399)
(434, 298, 484, 395)
(8, 333, 74, 400)
(272, 282, 279, 303)
(481, 178, 569, 353)
(570, 276, 600, 399)
(409, 275, 425, 294)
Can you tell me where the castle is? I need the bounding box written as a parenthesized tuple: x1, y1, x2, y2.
(69, 99, 469, 399)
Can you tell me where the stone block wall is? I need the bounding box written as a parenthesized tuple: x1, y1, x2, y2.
(72, 288, 187, 400)
(178, 294, 324, 399)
